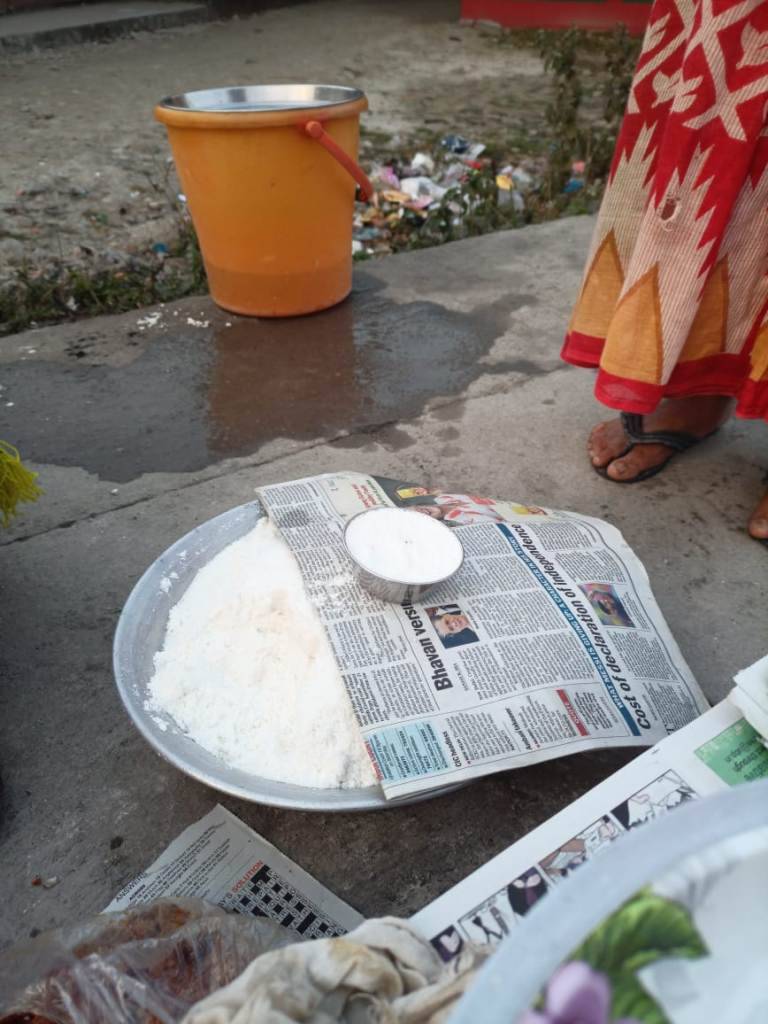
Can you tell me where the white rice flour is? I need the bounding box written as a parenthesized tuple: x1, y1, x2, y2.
(345, 506, 463, 583)
(147, 517, 377, 789)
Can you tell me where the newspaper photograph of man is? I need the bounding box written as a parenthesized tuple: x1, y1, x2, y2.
(426, 604, 480, 649)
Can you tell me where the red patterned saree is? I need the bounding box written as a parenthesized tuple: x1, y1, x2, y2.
(563, 0, 768, 420)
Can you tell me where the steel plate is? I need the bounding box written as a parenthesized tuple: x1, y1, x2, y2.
(113, 501, 460, 811)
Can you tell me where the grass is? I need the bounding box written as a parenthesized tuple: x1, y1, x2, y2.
(0, 223, 206, 335)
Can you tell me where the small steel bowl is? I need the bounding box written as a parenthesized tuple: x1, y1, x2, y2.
(343, 507, 464, 604)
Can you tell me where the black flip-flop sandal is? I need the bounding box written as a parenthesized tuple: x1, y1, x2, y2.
(594, 412, 719, 484)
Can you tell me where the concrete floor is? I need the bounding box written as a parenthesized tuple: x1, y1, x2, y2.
(1, 216, 766, 949)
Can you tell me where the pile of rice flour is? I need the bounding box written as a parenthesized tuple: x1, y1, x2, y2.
(147, 517, 377, 789)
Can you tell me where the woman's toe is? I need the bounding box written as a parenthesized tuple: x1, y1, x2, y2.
(604, 444, 670, 482)
(748, 491, 768, 540)
(605, 452, 638, 480)
(588, 420, 628, 467)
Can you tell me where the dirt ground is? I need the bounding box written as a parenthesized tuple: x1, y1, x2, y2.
(0, 0, 546, 282)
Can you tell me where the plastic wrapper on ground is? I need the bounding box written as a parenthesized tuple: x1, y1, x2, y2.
(0, 899, 294, 1024)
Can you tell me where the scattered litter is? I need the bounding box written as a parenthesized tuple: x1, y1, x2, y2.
(352, 135, 549, 255)
(110, 488, 119, 495)
(411, 152, 435, 175)
(441, 133, 470, 154)
(380, 189, 411, 204)
(440, 134, 485, 160)
(30, 874, 60, 889)
(497, 181, 525, 212)
(185, 316, 210, 328)
(225, 321, 232, 327)
(65, 296, 78, 312)
(400, 176, 447, 204)
(563, 160, 586, 194)
(370, 165, 400, 190)
(509, 165, 534, 190)
(442, 161, 469, 186)
(5, 402, 14, 408)
(152, 242, 169, 255)
(136, 311, 162, 331)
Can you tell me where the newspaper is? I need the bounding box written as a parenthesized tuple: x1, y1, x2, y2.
(258, 472, 709, 801)
(106, 804, 362, 936)
(410, 693, 768, 961)
(732, 652, 768, 741)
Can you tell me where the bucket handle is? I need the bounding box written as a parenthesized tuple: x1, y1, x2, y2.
(303, 120, 374, 203)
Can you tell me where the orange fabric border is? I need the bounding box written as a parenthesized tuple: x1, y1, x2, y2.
(562, 330, 768, 420)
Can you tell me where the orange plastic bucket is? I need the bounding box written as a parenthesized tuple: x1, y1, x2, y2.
(155, 85, 371, 318)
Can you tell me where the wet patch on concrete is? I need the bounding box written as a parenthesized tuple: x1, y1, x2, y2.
(429, 400, 466, 422)
(437, 425, 460, 441)
(368, 425, 419, 452)
(0, 273, 544, 482)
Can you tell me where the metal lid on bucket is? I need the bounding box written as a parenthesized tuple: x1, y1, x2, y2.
(158, 84, 365, 114)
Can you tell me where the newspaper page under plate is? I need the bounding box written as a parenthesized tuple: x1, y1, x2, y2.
(106, 805, 362, 936)
(411, 692, 768, 962)
(258, 472, 709, 801)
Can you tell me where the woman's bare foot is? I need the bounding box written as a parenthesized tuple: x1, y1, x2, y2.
(748, 490, 768, 541)
(588, 396, 733, 482)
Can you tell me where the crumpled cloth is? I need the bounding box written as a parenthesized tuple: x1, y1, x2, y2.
(182, 917, 486, 1024)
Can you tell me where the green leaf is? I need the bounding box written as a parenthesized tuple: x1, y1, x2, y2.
(571, 890, 707, 977)
(622, 945, 707, 977)
(567, 889, 708, 1023)
(611, 976, 669, 1024)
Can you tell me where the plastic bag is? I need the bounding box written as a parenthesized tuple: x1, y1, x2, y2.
(0, 899, 293, 1024)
